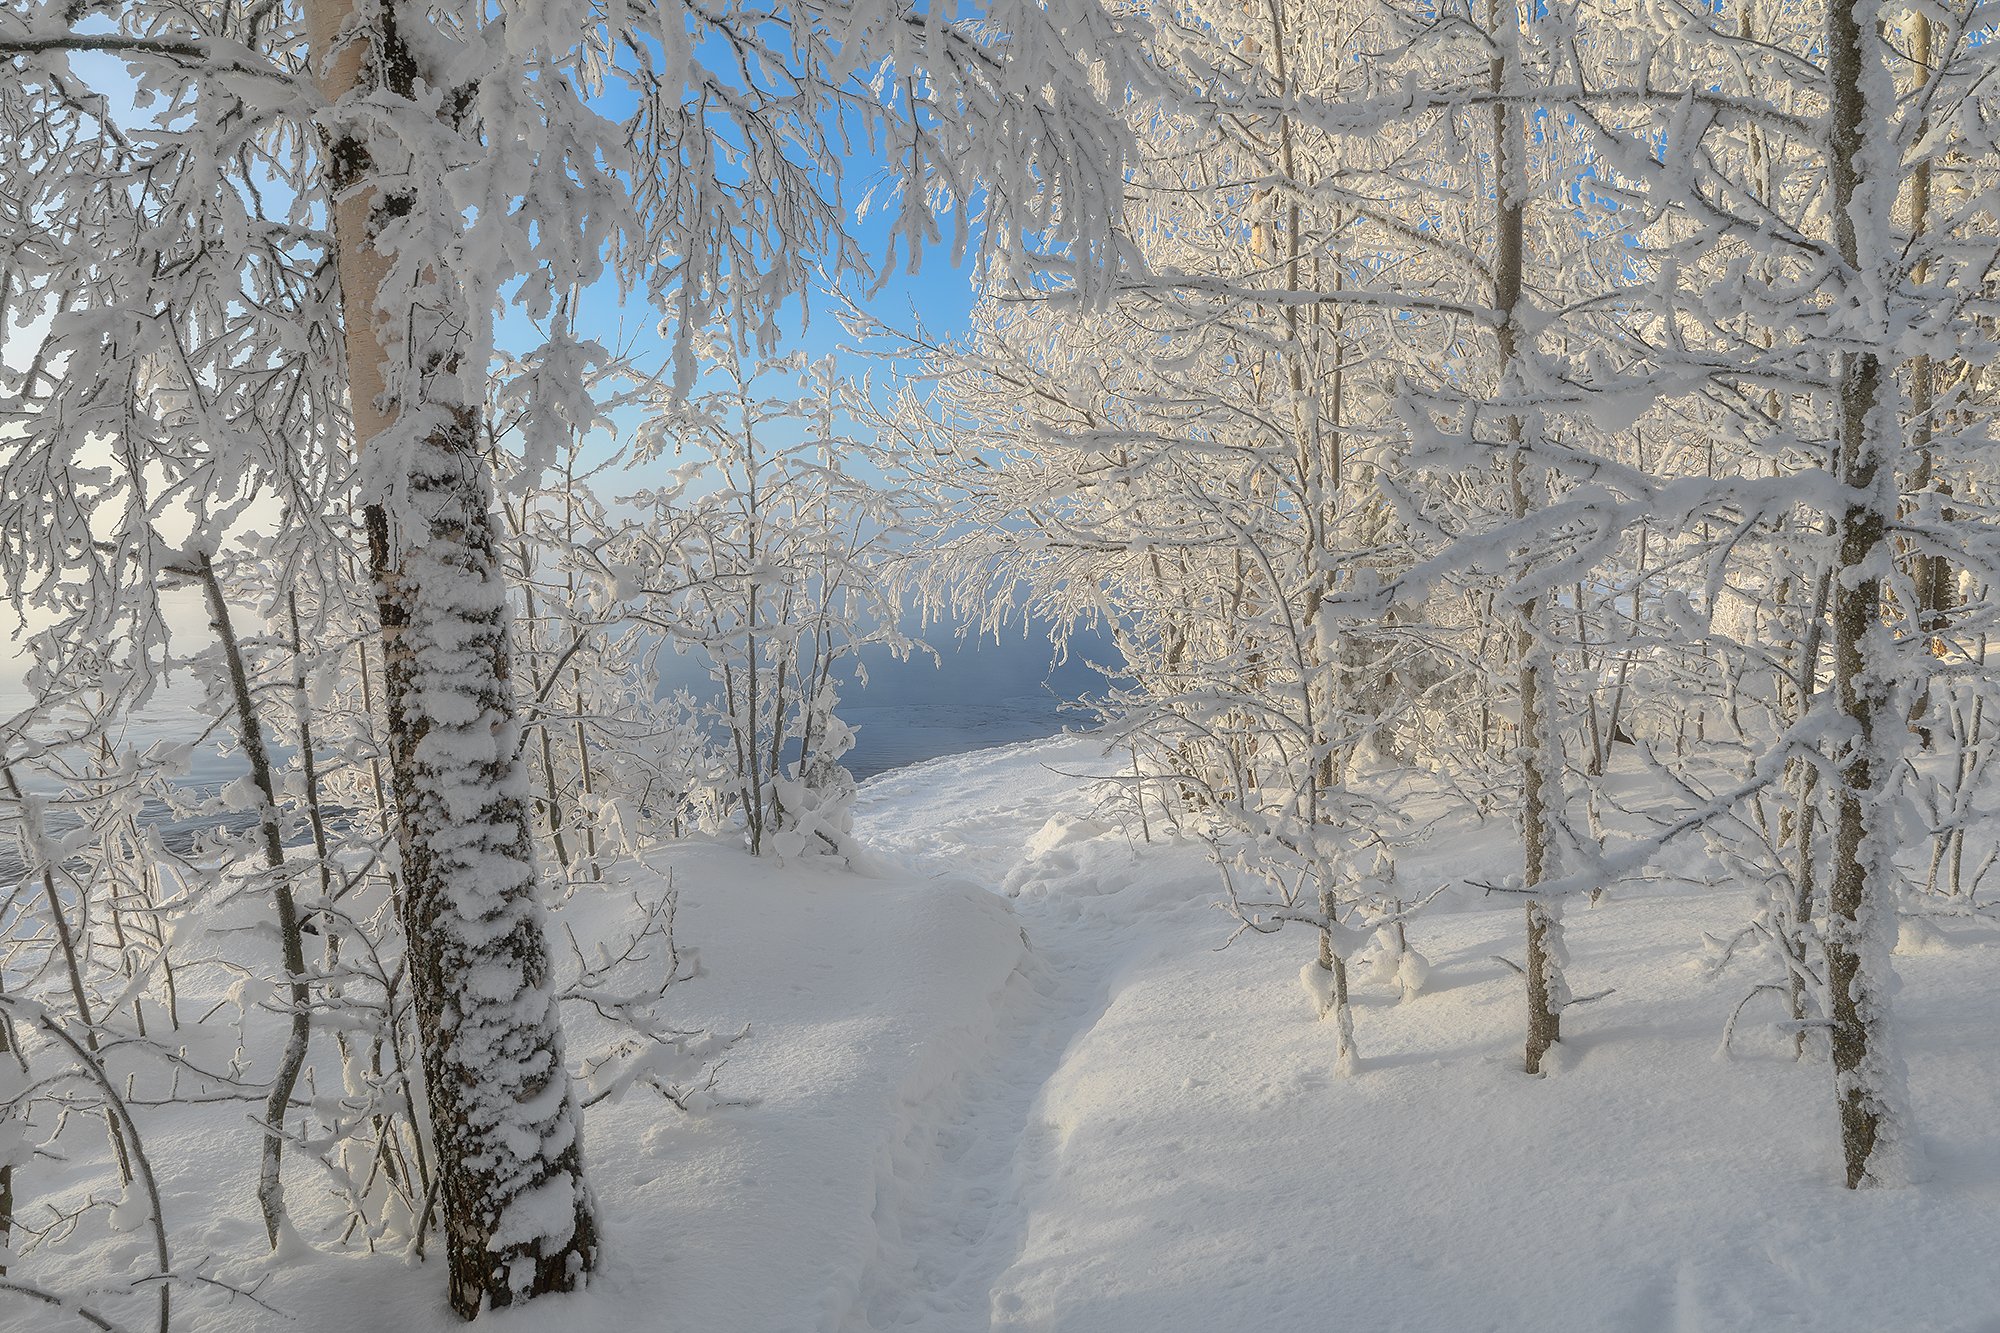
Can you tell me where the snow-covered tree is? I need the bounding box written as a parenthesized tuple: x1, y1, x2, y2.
(608, 348, 920, 857)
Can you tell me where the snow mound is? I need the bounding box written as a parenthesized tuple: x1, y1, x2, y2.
(1895, 915, 1951, 956)
(1396, 947, 1431, 999)
(1025, 812, 1109, 858)
(1299, 961, 1336, 1018)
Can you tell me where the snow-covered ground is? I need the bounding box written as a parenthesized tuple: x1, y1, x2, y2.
(11, 735, 2000, 1332)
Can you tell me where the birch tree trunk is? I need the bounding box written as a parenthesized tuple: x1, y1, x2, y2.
(306, 0, 597, 1309)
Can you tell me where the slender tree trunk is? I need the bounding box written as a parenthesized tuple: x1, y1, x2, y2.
(286, 594, 335, 904)
(1488, 0, 1566, 1075)
(1823, 0, 1915, 1189)
(571, 666, 601, 883)
(1783, 569, 1832, 1057)
(0, 974, 14, 1272)
(562, 468, 602, 883)
(307, 0, 596, 1309)
(191, 553, 311, 1248)
(1902, 11, 1951, 747)
(2, 767, 132, 1183)
(520, 573, 577, 880)
(1316, 886, 1355, 1074)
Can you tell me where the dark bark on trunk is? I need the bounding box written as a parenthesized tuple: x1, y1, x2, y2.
(307, 0, 598, 1307)
(1489, 0, 1564, 1074)
(1824, 0, 1909, 1188)
(365, 468, 596, 1311)
(0, 975, 12, 1272)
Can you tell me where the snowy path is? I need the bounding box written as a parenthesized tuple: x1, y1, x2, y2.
(835, 894, 1114, 1331)
(843, 744, 1102, 1332)
(843, 739, 1215, 1332)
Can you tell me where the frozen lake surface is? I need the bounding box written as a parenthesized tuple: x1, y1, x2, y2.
(842, 696, 1082, 779)
(0, 619, 1108, 874)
